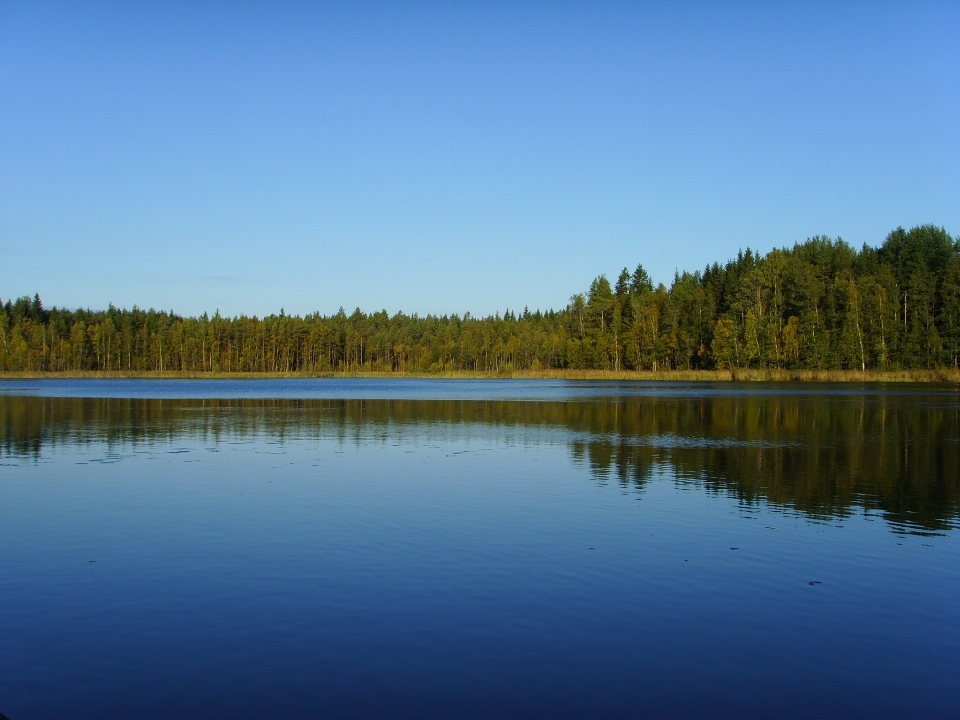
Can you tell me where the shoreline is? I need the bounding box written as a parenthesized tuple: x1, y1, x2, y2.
(1, 369, 958, 383)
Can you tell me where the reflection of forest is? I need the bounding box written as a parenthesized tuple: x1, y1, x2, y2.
(2, 394, 957, 534)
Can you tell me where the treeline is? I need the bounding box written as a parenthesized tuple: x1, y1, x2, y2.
(2, 224, 959, 373)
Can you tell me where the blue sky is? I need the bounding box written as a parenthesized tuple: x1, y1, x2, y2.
(1, 1, 958, 317)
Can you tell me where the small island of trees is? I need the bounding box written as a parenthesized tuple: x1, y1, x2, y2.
(2, 224, 958, 376)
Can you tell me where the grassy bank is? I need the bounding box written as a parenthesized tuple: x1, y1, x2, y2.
(1, 369, 958, 382)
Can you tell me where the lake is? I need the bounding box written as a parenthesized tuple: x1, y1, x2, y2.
(1, 380, 958, 719)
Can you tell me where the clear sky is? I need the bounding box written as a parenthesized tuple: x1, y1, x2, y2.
(1, 1, 958, 318)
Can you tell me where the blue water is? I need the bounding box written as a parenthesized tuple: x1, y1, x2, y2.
(3, 376, 958, 401)
(1, 380, 958, 718)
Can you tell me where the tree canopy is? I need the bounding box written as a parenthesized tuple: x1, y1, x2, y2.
(3, 225, 958, 373)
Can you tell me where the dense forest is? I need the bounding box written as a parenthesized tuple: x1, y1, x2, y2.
(2, 224, 958, 373)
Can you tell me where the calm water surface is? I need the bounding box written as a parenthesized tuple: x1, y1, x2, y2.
(1, 380, 958, 718)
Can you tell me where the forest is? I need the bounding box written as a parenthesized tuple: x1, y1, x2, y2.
(2, 224, 958, 374)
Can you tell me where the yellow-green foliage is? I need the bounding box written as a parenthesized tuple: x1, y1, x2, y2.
(2, 225, 958, 373)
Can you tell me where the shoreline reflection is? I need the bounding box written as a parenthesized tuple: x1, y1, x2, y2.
(2, 394, 957, 535)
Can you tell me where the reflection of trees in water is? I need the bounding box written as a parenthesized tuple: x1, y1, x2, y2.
(2, 393, 957, 534)
(565, 394, 959, 534)
(568, 434, 959, 534)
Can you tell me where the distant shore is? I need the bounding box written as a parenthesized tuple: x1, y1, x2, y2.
(1, 369, 958, 383)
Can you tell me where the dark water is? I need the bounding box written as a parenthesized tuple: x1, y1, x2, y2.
(1, 381, 958, 719)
